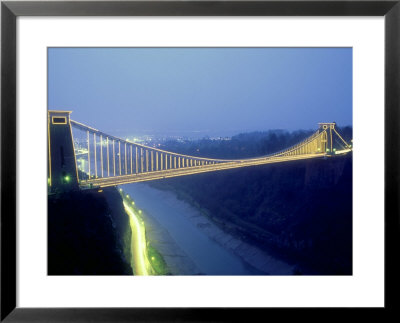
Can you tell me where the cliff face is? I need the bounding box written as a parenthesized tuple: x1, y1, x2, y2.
(48, 187, 132, 275)
(150, 154, 352, 275)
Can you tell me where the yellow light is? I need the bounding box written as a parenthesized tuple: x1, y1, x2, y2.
(131, 201, 135, 205)
(119, 188, 122, 192)
(139, 210, 142, 214)
(126, 194, 129, 198)
(123, 201, 149, 276)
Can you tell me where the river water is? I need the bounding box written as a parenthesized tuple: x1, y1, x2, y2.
(120, 182, 293, 275)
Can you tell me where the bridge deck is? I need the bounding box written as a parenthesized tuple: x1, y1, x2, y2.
(66, 118, 352, 189)
(80, 153, 327, 188)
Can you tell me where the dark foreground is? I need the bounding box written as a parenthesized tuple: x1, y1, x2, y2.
(48, 187, 132, 275)
(48, 153, 352, 275)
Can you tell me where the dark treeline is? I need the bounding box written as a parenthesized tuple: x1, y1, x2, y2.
(152, 127, 353, 275)
(160, 126, 352, 159)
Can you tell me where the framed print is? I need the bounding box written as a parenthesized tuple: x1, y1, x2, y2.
(1, 0, 399, 321)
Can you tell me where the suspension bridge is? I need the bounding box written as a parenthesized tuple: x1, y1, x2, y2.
(47, 111, 352, 192)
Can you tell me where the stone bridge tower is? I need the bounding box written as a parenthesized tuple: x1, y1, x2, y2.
(318, 122, 336, 155)
(48, 110, 79, 192)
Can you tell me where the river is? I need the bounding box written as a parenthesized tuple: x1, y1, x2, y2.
(120, 182, 293, 275)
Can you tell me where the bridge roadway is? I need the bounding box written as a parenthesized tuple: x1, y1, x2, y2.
(81, 152, 328, 188)
(47, 111, 352, 191)
(69, 119, 352, 189)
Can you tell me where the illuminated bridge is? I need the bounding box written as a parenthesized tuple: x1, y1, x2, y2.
(48, 111, 352, 192)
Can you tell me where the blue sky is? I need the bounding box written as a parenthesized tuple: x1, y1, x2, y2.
(48, 47, 352, 135)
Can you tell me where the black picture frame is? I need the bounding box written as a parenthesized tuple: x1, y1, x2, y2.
(1, 0, 399, 321)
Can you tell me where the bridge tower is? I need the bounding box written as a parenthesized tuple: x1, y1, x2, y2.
(318, 122, 336, 155)
(48, 111, 79, 192)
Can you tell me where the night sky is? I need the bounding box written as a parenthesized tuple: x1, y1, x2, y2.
(48, 47, 352, 136)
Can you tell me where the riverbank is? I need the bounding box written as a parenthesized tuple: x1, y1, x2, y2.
(119, 190, 170, 275)
(131, 201, 201, 275)
(121, 183, 294, 275)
